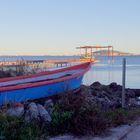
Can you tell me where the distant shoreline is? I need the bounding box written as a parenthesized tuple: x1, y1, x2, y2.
(0, 55, 140, 57)
(99, 54, 140, 57)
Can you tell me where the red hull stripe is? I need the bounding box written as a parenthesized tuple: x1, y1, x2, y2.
(0, 69, 84, 87)
(0, 62, 90, 82)
(0, 62, 91, 92)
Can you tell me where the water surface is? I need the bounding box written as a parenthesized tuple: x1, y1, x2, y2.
(83, 56, 140, 89)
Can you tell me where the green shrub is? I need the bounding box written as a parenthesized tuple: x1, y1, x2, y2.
(104, 108, 129, 126)
(52, 93, 140, 136)
(0, 115, 43, 140)
(52, 93, 108, 136)
(47, 111, 73, 135)
(104, 107, 140, 127)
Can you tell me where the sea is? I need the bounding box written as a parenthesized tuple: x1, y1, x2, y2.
(83, 56, 140, 89)
(0, 55, 140, 89)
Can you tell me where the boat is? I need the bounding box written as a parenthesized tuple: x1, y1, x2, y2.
(0, 62, 91, 105)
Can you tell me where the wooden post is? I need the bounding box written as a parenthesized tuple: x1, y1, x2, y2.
(112, 46, 114, 64)
(90, 48, 92, 62)
(80, 48, 82, 58)
(122, 58, 126, 108)
(85, 48, 87, 57)
(108, 47, 110, 64)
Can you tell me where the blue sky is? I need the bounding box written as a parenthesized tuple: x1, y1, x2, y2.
(0, 0, 140, 55)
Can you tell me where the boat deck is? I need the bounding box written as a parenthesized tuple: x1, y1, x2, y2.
(0, 58, 94, 68)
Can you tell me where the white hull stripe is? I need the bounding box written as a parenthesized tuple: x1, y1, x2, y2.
(0, 69, 84, 87)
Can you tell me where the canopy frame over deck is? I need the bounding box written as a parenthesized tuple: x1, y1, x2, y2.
(76, 45, 114, 62)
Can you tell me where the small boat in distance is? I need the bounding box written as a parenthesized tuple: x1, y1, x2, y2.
(0, 62, 91, 105)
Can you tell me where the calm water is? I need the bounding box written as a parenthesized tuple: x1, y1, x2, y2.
(83, 56, 140, 89)
(0, 55, 139, 89)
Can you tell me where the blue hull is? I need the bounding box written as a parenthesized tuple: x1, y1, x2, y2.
(0, 75, 83, 105)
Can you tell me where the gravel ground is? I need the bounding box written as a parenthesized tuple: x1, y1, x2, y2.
(123, 122, 140, 140)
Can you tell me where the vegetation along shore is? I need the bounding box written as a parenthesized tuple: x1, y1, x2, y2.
(0, 81, 140, 140)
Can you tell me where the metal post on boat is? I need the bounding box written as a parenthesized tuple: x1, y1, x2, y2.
(122, 58, 126, 108)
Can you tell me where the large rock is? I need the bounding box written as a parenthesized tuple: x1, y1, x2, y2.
(90, 81, 102, 90)
(133, 89, 140, 97)
(44, 99, 54, 114)
(126, 89, 136, 98)
(109, 82, 117, 89)
(109, 82, 122, 92)
(81, 83, 123, 109)
(37, 104, 52, 122)
(80, 82, 140, 109)
(128, 98, 140, 107)
(25, 102, 39, 122)
(112, 90, 122, 98)
(6, 105, 24, 117)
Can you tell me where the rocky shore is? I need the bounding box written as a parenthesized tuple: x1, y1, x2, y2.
(0, 82, 140, 139)
(2, 82, 140, 119)
(84, 82, 140, 109)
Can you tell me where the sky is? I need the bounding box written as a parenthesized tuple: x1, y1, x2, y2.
(0, 0, 140, 55)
